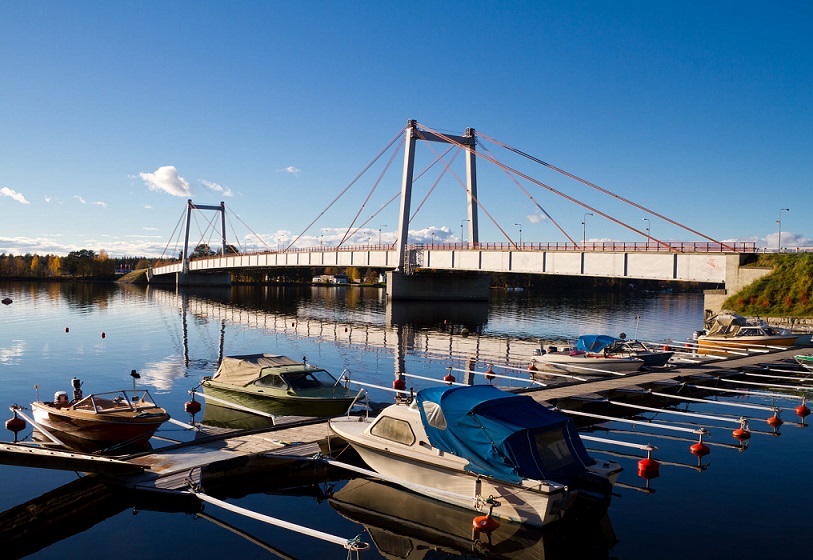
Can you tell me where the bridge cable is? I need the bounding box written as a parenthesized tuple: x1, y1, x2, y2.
(416, 122, 677, 251)
(476, 138, 578, 246)
(224, 205, 274, 252)
(476, 131, 737, 252)
(414, 128, 517, 247)
(158, 206, 190, 262)
(284, 125, 407, 252)
(337, 133, 403, 247)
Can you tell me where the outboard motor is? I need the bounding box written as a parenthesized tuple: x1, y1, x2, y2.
(71, 377, 83, 401)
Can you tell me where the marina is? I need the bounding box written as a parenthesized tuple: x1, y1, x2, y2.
(1, 281, 812, 559)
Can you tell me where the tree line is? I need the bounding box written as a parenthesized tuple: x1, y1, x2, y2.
(0, 250, 158, 279)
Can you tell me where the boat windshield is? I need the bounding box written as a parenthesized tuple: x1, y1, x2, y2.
(533, 427, 579, 472)
(282, 369, 338, 390)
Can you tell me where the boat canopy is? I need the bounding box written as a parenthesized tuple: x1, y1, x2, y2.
(574, 334, 618, 353)
(211, 354, 302, 387)
(415, 385, 595, 485)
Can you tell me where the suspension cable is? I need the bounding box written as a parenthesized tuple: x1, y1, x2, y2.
(477, 130, 737, 251)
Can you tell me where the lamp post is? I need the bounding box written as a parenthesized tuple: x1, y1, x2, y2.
(514, 223, 522, 246)
(581, 213, 593, 247)
(642, 218, 651, 249)
(461, 219, 469, 244)
(378, 224, 387, 245)
(777, 208, 789, 252)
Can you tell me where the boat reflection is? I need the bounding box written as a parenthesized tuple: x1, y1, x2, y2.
(329, 477, 617, 559)
(200, 401, 280, 431)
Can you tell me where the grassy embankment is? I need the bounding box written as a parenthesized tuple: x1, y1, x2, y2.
(724, 254, 813, 317)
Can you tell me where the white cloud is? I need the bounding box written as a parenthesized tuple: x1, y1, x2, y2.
(92, 201, 108, 208)
(44, 196, 52, 203)
(199, 179, 233, 197)
(1, 187, 30, 204)
(139, 165, 192, 197)
(278, 166, 302, 176)
(74, 195, 86, 204)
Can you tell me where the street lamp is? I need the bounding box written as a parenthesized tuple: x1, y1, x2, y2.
(378, 224, 387, 245)
(581, 213, 593, 247)
(461, 219, 469, 244)
(513, 223, 522, 246)
(777, 208, 789, 252)
(642, 218, 651, 249)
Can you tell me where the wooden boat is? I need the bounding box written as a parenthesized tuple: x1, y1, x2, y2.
(575, 334, 673, 368)
(30, 374, 169, 452)
(530, 344, 644, 376)
(329, 385, 621, 527)
(201, 354, 358, 417)
(695, 313, 798, 354)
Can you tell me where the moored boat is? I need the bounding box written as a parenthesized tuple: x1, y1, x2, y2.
(794, 354, 813, 371)
(530, 344, 644, 376)
(328, 385, 621, 527)
(695, 313, 798, 354)
(30, 373, 169, 452)
(575, 334, 674, 368)
(201, 354, 358, 417)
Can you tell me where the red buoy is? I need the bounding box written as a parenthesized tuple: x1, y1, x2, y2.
(65, 327, 69, 333)
(637, 457, 661, 479)
(472, 515, 500, 534)
(185, 399, 202, 415)
(796, 404, 811, 418)
(6, 412, 26, 442)
(392, 378, 406, 392)
(732, 427, 751, 440)
(443, 373, 456, 385)
(767, 414, 783, 427)
(690, 442, 710, 457)
(101, 332, 106, 338)
(485, 366, 495, 382)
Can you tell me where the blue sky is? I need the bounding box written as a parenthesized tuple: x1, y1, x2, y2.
(1, 1, 811, 258)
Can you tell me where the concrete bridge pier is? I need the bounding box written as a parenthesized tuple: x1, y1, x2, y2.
(386, 271, 490, 301)
(703, 254, 771, 315)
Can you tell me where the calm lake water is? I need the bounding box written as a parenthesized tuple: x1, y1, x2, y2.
(0, 281, 809, 559)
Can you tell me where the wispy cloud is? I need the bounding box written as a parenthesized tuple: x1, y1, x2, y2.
(277, 166, 301, 176)
(139, 166, 192, 197)
(1, 187, 30, 204)
(74, 195, 86, 204)
(92, 201, 108, 208)
(199, 179, 233, 197)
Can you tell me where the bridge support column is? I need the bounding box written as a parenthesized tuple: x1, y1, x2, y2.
(386, 271, 490, 301)
(703, 254, 771, 314)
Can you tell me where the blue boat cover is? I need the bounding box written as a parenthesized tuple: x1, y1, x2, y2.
(415, 385, 595, 485)
(575, 334, 618, 353)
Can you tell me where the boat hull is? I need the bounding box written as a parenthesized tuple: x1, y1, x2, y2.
(697, 335, 798, 355)
(201, 381, 356, 418)
(329, 416, 570, 527)
(31, 402, 167, 452)
(531, 355, 643, 376)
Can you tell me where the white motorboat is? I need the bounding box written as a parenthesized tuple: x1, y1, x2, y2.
(328, 385, 621, 527)
(530, 344, 644, 376)
(575, 334, 674, 368)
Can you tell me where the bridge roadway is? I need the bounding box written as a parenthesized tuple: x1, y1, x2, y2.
(150, 241, 761, 289)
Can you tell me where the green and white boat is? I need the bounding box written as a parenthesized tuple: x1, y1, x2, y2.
(794, 354, 813, 371)
(201, 354, 359, 418)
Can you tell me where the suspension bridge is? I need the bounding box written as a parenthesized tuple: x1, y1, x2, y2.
(148, 120, 762, 307)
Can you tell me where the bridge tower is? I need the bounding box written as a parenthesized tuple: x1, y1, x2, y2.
(182, 199, 227, 274)
(394, 120, 479, 272)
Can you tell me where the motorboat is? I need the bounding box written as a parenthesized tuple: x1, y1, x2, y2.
(30, 373, 169, 452)
(695, 313, 798, 354)
(530, 344, 644, 376)
(201, 354, 359, 417)
(575, 334, 673, 368)
(328, 385, 621, 527)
